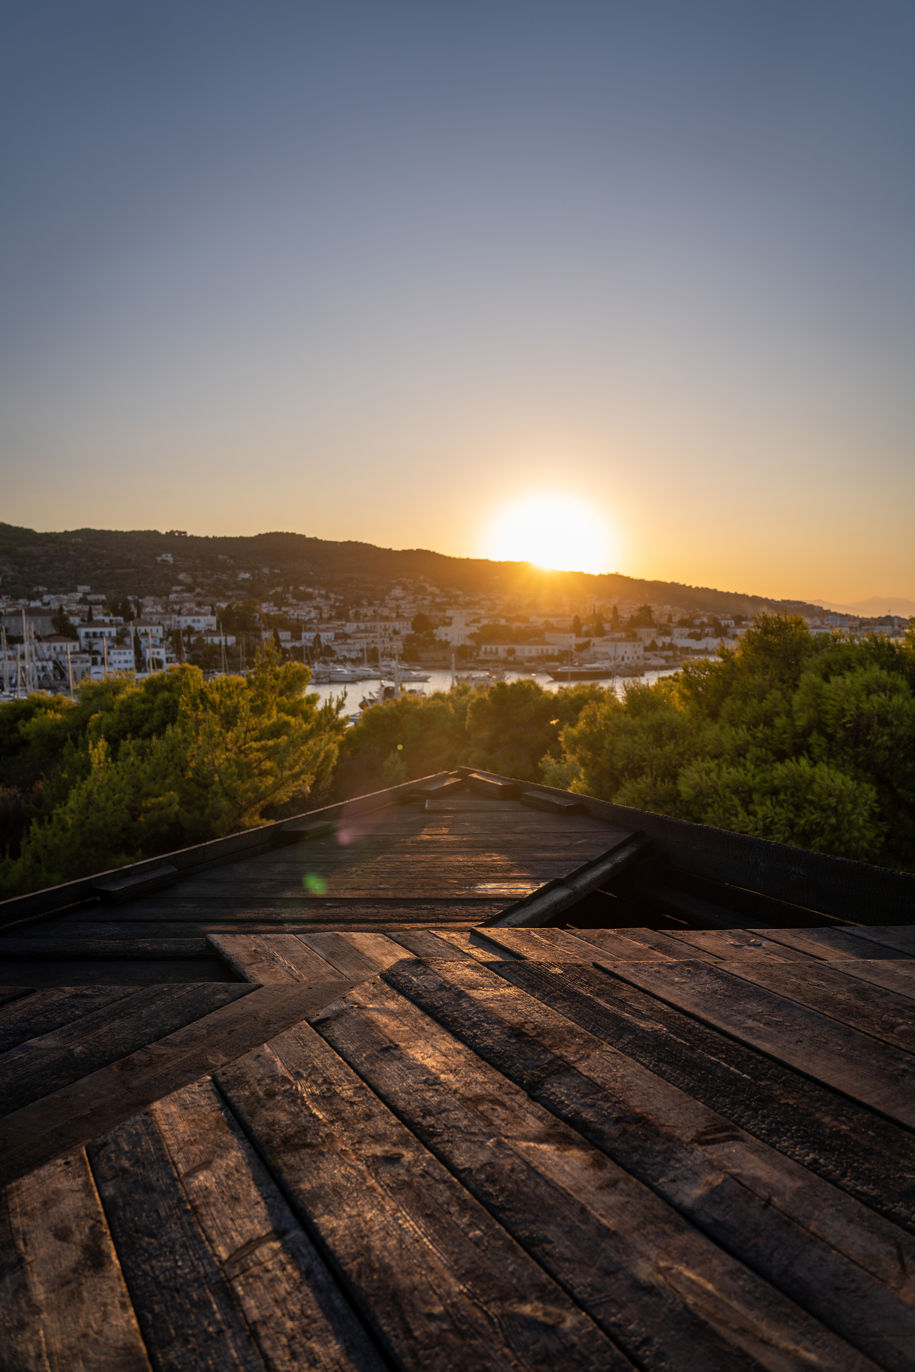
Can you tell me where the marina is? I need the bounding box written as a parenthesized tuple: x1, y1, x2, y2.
(307, 665, 677, 713)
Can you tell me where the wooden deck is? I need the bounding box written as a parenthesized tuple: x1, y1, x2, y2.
(0, 788, 630, 950)
(1, 773, 914, 1368)
(1, 923, 914, 1369)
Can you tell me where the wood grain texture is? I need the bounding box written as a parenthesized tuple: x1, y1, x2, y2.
(605, 957, 915, 1128)
(835, 959, 915, 998)
(297, 931, 406, 980)
(384, 928, 476, 960)
(0, 982, 352, 1185)
(658, 929, 801, 962)
(0, 1148, 149, 1371)
(477, 927, 625, 961)
(837, 926, 915, 956)
(719, 956, 915, 1052)
(217, 1018, 626, 1370)
(89, 1106, 266, 1371)
(493, 958, 915, 1251)
(0, 985, 137, 1054)
(313, 978, 882, 1371)
(381, 955, 915, 1364)
(148, 1078, 385, 1370)
(0, 983, 252, 1118)
(0, 937, 210, 958)
(208, 932, 338, 983)
(550, 927, 679, 960)
(572, 927, 698, 959)
(754, 926, 911, 961)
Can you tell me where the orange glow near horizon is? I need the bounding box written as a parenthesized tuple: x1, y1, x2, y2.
(482, 493, 619, 575)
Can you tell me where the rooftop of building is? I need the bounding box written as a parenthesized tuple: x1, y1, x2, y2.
(0, 770, 913, 1368)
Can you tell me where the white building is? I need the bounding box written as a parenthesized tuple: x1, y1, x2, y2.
(77, 620, 123, 650)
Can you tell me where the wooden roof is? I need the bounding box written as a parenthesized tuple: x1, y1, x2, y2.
(1, 770, 914, 1369)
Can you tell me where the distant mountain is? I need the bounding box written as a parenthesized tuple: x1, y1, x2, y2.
(0, 522, 826, 618)
(814, 595, 915, 618)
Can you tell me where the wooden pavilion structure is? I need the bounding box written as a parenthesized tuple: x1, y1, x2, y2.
(1, 766, 913, 1369)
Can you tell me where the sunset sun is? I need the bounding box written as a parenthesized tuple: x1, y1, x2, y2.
(483, 493, 618, 575)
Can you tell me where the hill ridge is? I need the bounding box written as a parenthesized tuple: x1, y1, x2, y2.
(0, 522, 825, 617)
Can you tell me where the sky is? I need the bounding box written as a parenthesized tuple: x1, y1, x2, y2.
(2, 1, 914, 606)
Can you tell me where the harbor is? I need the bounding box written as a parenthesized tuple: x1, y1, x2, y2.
(306, 664, 678, 713)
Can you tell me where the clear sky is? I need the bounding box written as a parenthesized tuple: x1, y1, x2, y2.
(2, 1, 914, 605)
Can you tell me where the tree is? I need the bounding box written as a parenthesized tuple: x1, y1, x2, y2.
(0, 651, 346, 897)
(334, 690, 472, 798)
(51, 607, 78, 638)
(551, 616, 915, 867)
(465, 679, 561, 781)
(628, 604, 655, 629)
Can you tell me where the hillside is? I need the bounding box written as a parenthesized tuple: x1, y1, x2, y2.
(0, 522, 824, 617)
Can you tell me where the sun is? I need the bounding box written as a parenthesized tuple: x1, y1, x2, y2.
(483, 493, 617, 574)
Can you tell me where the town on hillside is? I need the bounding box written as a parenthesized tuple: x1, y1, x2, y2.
(1, 567, 910, 698)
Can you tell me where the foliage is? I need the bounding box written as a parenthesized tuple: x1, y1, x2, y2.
(334, 679, 607, 798)
(333, 688, 474, 798)
(4, 616, 912, 898)
(556, 617, 915, 865)
(0, 651, 345, 897)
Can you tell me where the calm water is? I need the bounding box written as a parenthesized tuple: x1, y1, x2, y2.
(307, 666, 678, 714)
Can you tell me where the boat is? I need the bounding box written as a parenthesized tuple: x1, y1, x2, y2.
(359, 660, 426, 710)
(548, 662, 619, 681)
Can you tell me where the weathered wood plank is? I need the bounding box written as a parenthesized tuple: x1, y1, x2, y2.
(754, 926, 909, 961)
(147, 1078, 385, 1370)
(439, 927, 528, 960)
(837, 926, 915, 956)
(217, 1021, 626, 1370)
(0, 982, 352, 1186)
(297, 931, 404, 981)
(381, 957, 915, 1365)
(314, 978, 881, 1371)
(428, 928, 500, 959)
(464, 772, 522, 799)
(659, 929, 801, 962)
(837, 959, 915, 999)
(0, 985, 136, 1054)
(606, 958, 915, 1128)
(719, 957, 915, 1053)
(519, 788, 582, 813)
(571, 927, 689, 959)
(553, 928, 680, 960)
(0, 1148, 150, 1371)
(406, 775, 465, 800)
(490, 957, 915, 1240)
(0, 938, 210, 959)
(384, 928, 475, 960)
(37, 901, 504, 932)
(92, 862, 178, 902)
(0, 983, 253, 1118)
(471, 927, 617, 962)
(207, 933, 338, 984)
(634, 879, 755, 931)
(0, 987, 37, 1008)
(89, 1107, 265, 1371)
(322, 930, 411, 972)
